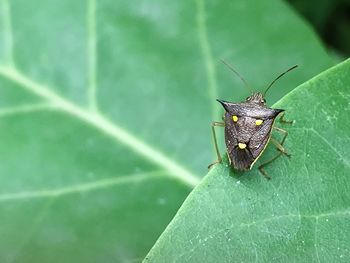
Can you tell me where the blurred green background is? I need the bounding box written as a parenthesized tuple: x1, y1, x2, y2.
(0, 0, 347, 262)
(288, 0, 350, 59)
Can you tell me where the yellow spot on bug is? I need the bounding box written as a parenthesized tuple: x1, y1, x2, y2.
(255, 119, 263, 126)
(238, 143, 246, 149)
(232, 115, 238, 122)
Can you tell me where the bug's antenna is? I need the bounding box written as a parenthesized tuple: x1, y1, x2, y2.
(220, 59, 253, 93)
(264, 65, 298, 96)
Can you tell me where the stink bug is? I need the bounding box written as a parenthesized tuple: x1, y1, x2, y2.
(210, 61, 297, 179)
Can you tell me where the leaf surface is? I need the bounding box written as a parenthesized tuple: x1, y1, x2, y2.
(145, 59, 350, 262)
(0, 0, 332, 262)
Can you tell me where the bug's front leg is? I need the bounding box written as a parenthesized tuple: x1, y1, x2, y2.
(270, 137, 291, 157)
(258, 152, 283, 180)
(258, 127, 291, 179)
(208, 121, 225, 169)
(279, 112, 294, 124)
(273, 126, 291, 157)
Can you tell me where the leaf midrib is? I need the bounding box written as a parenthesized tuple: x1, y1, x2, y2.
(0, 65, 200, 187)
(0, 0, 200, 188)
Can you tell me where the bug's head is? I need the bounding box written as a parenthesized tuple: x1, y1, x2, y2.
(246, 92, 266, 106)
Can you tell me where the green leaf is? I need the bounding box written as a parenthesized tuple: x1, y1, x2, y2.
(0, 0, 332, 262)
(145, 59, 350, 262)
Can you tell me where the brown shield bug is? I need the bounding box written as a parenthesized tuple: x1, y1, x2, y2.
(210, 61, 298, 179)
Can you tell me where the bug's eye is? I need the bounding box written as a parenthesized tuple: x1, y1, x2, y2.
(255, 119, 263, 126)
(232, 115, 238, 122)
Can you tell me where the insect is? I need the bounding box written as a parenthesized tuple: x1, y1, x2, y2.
(210, 61, 298, 179)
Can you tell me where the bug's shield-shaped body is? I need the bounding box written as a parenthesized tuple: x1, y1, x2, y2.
(218, 93, 283, 170)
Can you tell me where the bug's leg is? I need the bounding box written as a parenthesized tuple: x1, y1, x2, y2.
(270, 137, 291, 157)
(273, 126, 290, 154)
(208, 121, 225, 169)
(279, 112, 294, 124)
(258, 152, 283, 180)
(259, 125, 291, 179)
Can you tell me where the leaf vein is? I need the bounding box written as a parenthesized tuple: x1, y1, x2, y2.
(289, 127, 350, 168)
(0, 171, 165, 202)
(195, 0, 219, 121)
(0, 103, 56, 117)
(310, 128, 350, 167)
(173, 208, 350, 260)
(87, 0, 98, 111)
(314, 217, 320, 263)
(1, 0, 14, 66)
